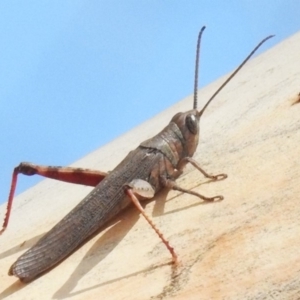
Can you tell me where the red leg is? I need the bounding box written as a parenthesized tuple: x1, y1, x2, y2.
(13, 162, 108, 186)
(0, 162, 107, 234)
(125, 187, 178, 263)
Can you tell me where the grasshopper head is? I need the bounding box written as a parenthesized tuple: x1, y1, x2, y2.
(170, 109, 200, 157)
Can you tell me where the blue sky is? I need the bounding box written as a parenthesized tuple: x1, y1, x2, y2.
(0, 1, 299, 205)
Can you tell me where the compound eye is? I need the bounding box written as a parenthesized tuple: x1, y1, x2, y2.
(185, 114, 198, 135)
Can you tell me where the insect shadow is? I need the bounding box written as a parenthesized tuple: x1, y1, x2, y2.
(0, 233, 44, 261)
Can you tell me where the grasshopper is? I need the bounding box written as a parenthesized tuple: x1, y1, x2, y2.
(1, 27, 273, 282)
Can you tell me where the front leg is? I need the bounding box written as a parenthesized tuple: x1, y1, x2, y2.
(160, 176, 223, 202)
(161, 155, 227, 202)
(177, 157, 227, 181)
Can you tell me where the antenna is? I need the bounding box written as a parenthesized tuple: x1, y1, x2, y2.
(193, 26, 206, 110)
(197, 34, 274, 117)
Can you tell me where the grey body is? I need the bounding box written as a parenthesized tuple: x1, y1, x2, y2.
(9, 113, 196, 282)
